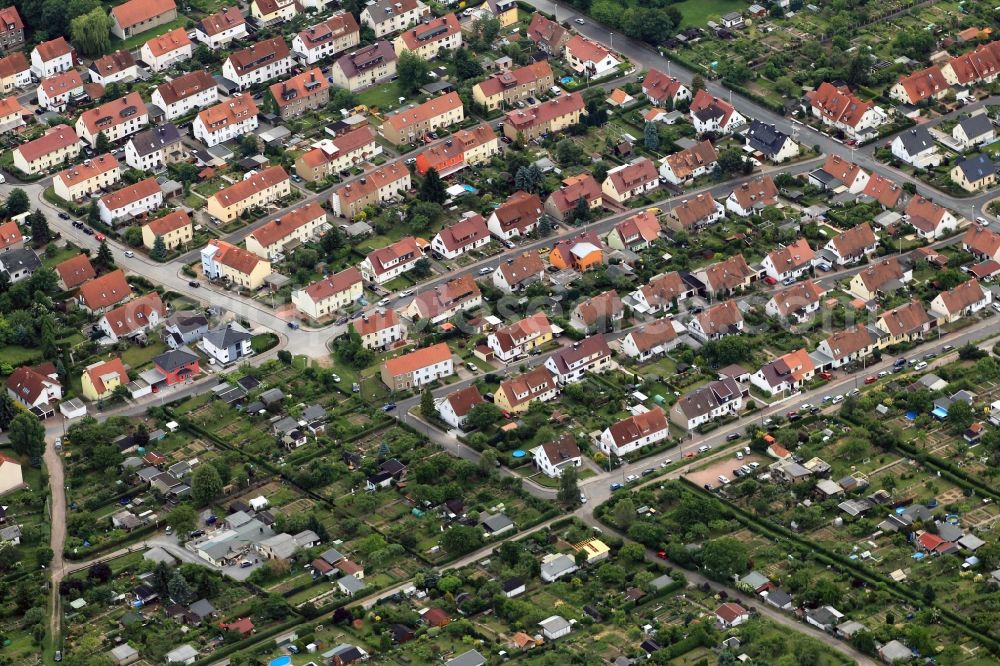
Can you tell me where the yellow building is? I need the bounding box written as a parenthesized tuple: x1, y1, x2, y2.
(201, 239, 272, 290)
(81, 358, 128, 401)
(494, 366, 558, 414)
(479, 0, 517, 27)
(950, 155, 997, 192)
(206, 166, 291, 223)
(142, 210, 192, 250)
(291, 266, 364, 320)
(244, 202, 327, 260)
(13, 124, 81, 175)
(472, 61, 553, 112)
(571, 538, 610, 564)
(251, 0, 295, 25)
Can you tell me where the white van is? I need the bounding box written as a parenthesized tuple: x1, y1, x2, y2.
(698, 444, 711, 454)
(915, 361, 928, 370)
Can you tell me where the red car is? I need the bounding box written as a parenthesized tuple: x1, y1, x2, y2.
(656, 550, 668, 560)
(818, 371, 832, 380)
(763, 276, 777, 285)
(95, 233, 106, 242)
(786, 410, 798, 419)
(864, 375, 877, 384)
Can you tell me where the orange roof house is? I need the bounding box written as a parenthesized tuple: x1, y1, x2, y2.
(549, 232, 604, 272)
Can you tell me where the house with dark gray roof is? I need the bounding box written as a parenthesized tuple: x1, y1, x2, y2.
(953, 113, 994, 149)
(744, 119, 798, 162)
(891, 127, 941, 168)
(201, 323, 253, 365)
(0, 248, 41, 283)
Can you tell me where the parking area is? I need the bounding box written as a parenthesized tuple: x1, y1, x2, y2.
(684, 452, 768, 490)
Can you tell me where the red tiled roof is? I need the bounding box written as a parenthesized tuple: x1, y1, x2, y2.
(476, 61, 552, 98)
(606, 407, 666, 447)
(112, 0, 176, 29)
(270, 68, 329, 109)
(385, 91, 461, 133)
(383, 342, 451, 377)
(15, 124, 78, 163)
(894, 65, 948, 104)
(198, 6, 245, 36)
(209, 166, 288, 209)
(206, 239, 266, 275)
(155, 70, 215, 105)
(78, 92, 147, 135)
(78, 269, 132, 310)
(0, 219, 21, 251)
(145, 210, 190, 237)
(546, 173, 601, 214)
(504, 92, 583, 132)
(398, 13, 460, 50)
(34, 36, 70, 62)
(301, 266, 362, 302)
(100, 177, 161, 211)
(248, 202, 325, 248)
(862, 173, 902, 208)
(642, 67, 686, 104)
(806, 82, 875, 129)
(55, 253, 96, 289)
(143, 27, 191, 58)
(84, 357, 128, 394)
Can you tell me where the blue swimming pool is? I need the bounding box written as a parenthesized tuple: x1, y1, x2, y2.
(269, 657, 292, 666)
(560, 76, 575, 85)
(462, 184, 478, 194)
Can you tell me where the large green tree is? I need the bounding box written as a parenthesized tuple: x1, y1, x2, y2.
(396, 51, 430, 96)
(419, 168, 446, 203)
(29, 210, 51, 247)
(9, 412, 45, 462)
(71, 7, 114, 57)
(191, 464, 223, 507)
(557, 465, 580, 506)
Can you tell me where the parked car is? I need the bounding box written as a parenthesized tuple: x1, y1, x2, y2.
(781, 276, 796, 286)
(330, 373, 341, 383)
(610, 482, 623, 491)
(188, 280, 200, 288)
(95, 233, 105, 242)
(123, 250, 134, 258)
(717, 475, 730, 484)
(864, 375, 877, 384)
(478, 266, 493, 275)
(625, 474, 639, 483)
(381, 402, 397, 412)
(575, 17, 585, 23)
(726, 432, 740, 441)
(58, 212, 71, 220)
(915, 361, 928, 370)
(818, 371, 832, 380)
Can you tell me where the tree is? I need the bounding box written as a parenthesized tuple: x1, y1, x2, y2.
(5, 188, 29, 216)
(168, 504, 196, 535)
(514, 164, 544, 193)
(168, 570, 193, 604)
(717, 148, 746, 174)
(150, 235, 168, 261)
(0, 392, 16, 430)
(464, 402, 501, 430)
(420, 388, 435, 418)
(619, 542, 645, 562)
(441, 525, 483, 555)
(191, 464, 223, 507)
(9, 412, 45, 462)
(71, 7, 113, 57)
(94, 240, 114, 271)
(471, 15, 501, 44)
(699, 537, 747, 578)
(420, 168, 447, 203)
(397, 51, 430, 96)
(613, 497, 636, 528)
(554, 139, 584, 166)
(121, 225, 143, 248)
(95, 131, 110, 153)
(557, 465, 579, 506)
(478, 447, 499, 476)
(87, 199, 100, 225)
(690, 75, 706, 94)
(643, 121, 660, 151)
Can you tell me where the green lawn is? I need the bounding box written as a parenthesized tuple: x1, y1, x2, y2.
(121, 340, 168, 369)
(251, 333, 278, 354)
(0, 345, 43, 366)
(673, 0, 747, 27)
(357, 81, 407, 114)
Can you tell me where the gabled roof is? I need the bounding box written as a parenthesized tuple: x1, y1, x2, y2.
(766, 238, 814, 273)
(829, 222, 877, 259)
(209, 166, 288, 208)
(205, 239, 266, 275)
(78, 92, 147, 135)
(964, 224, 1000, 258)
(574, 289, 622, 326)
(540, 432, 580, 465)
(894, 65, 948, 103)
(491, 312, 551, 353)
(155, 70, 215, 105)
(227, 37, 289, 77)
(143, 27, 191, 58)
(333, 41, 396, 80)
(662, 140, 717, 180)
(729, 175, 778, 210)
(102, 292, 165, 337)
(0, 220, 21, 251)
(297, 13, 360, 50)
(614, 210, 661, 244)
(905, 195, 948, 231)
(548, 335, 611, 375)
(498, 366, 556, 408)
(605, 407, 667, 446)
(954, 153, 997, 182)
(84, 358, 128, 395)
(112, 0, 175, 29)
(822, 154, 865, 184)
(894, 127, 936, 156)
(364, 236, 421, 276)
(690, 89, 737, 127)
(78, 269, 132, 310)
(504, 92, 584, 132)
(383, 342, 451, 376)
(565, 34, 615, 64)
(385, 91, 461, 133)
(642, 68, 686, 104)
(0, 51, 28, 79)
(333, 160, 409, 207)
(270, 68, 329, 109)
(627, 319, 678, 352)
(699, 254, 754, 292)
(605, 157, 658, 194)
(745, 119, 791, 156)
(39, 70, 83, 99)
(638, 271, 688, 308)
(823, 323, 874, 360)
(397, 13, 460, 50)
(145, 210, 191, 237)
(411, 274, 480, 320)
(476, 61, 552, 98)
(956, 113, 993, 139)
(352, 309, 400, 336)
(806, 82, 875, 128)
(197, 96, 258, 134)
(856, 257, 906, 293)
(435, 214, 489, 253)
(198, 6, 245, 36)
(444, 385, 484, 418)
(15, 124, 78, 163)
(55, 253, 96, 289)
(100, 178, 161, 212)
(935, 278, 985, 314)
(90, 50, 136, 77)
(5, 362, 59, 404)
(878, 300, 932, 337)
(248, 202, 325, 249)
(300, 266, 363, 302)
(497, 251, 544, 286)
(33, 36, 71, 62)
(526, 13, 568, 51)
(129, 124, 181, 157)
(493, 191, 542, 233)
(670, 192, 719, 228)
(695, 299, 743, 337)
(862, 173, 903, 208)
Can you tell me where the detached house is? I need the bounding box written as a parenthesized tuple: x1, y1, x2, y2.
(37, 71, 83, 112)
(0, 93, 21, 133)
(905, 196, 959, 240)
(353, 310, 405, 351)
(6, 362, 61, 411)
(526, 13, 569, 55)
(544, 334, 612, 385)
(951, 154, 997, 192)
(380, 343, 453, 391)
(392, 13, 462, 60)
(725, 175, 779, 217)
(78, 269, 132, 314)
(140, 28, 192, 72)
(876, 300, 934, 345)
(762, 238, 814, 281)
(360, 236, 422, 284)
(360, 0, 429, 39)
(861, 173, 904, 210)
(549, 232, 604, 273)
(669, 378, 743, 431)
(404, 274, 481, 324)
(125, 124, 184, 173)
(110, 0, 177, 39)
(81, 358, 128, 401)
(544, 173, 602, 222)
(890, 65, 949, 105)
(564, 35, 620, 78)
(142, 210, 192, 250)
(0, 51, 30, 94)
(606, 210, 661, 251)
(891, 127, 941, 169)
(823, 222, 878, 266)
(641, 68, 690, 108)
(953, 113, 995, 150)
(765, 280, 826, 322)
(689, 89, 745, 135)
(251, 0, 296, 26)
(223, 37, 292, 90)
(202, 324, 253, 365)
(571, 290, 623, 333)
(195, 7, 247, 49)
(812, 155, 870, 193)
(658, 140, 718, 186)
(291, 266, 363, 320)
(88, 50, 136, 85)
(806, 82, 887, 140)
(293, 13, 361, 64)
(53, 154, 121, 202)
(849, 257, 912, 301)
(688, 299, 743, 341)
(665, 192, 724, 232)
(431, 213, 490, 260)
(152, 70, 218, 121)
(495, 366, 558, 413)
(534, 433, 581, 478)
(487, 312, 552, 362)
(620, 319, 681, 361)
(492, 251, 544, 293)
(330, 41, 397, 92)
(54, 254, 96, 290)
(602, 157, 659, 204)
(30, 37, 72, 78)
(816, 324, 878, 368)
(488, 191, 542, 241)
(695, 253, 756, 297)
(630, 271, 694, 314)
(744, 120, 798, 162)
(330, 160, 411, 218)
(751, 348, 815, 396)
(963, 224, 1000, 262)
(930, 278, 991, 322)
(98, 292, 166, 342)
(437, 385, 485, 430)
(600, 407, 669, 456)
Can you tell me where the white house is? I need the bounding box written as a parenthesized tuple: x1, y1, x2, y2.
(599, 407, 668, 457)
(668, 378, 743, 431)
(761, 238, 815, 281)
(140, 28, 193, 72)
(201, 323, 253, 365)
(194, 7, 247, 49)
(953, 114, 995, 150)
(37, 70, 83, 112)
(750, 349, 815, 396)
(620, 319, 682, 362)
(905, 196, 959, 241)
(30, 37, 72, 78)
(436, 385, 484, 430)
(151, 70, 218, 121)
(359, 236, 422, 284)
(0, 451, 24, 495)
(544, 335, 612, 385)
(222, 37, 291, 90)
(486, 312, 551, 363)
(930, 278, 991, 323)
(823, 222, 878, 266)
(564, 35, 620, 78)
(689, 89, 745, 135)
(533, 433, 581, 478)
(891, 128, 941, 169)
(98, 178, 163, 225)
(806, 82, 887, 140)
(430, 213, 490, 260)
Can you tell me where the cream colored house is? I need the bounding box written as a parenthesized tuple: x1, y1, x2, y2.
(142, 210, 192, 250)
(206, 166, 291, 223)
(244, 202, 327, 260)
(0, 452, 23, 496)
(53, 154, 122, 202)
(200, 239, 272, 290)
(12, 124, 80, 175)
(291, 266, 363, 320)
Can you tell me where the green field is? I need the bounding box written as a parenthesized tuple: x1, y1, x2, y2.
(673, 0, 747, 27)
